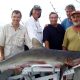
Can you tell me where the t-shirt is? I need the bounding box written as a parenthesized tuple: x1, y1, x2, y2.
(63, 26, 80, 51)
(61, 18, 73, 30)
(43, 24, 65, 50)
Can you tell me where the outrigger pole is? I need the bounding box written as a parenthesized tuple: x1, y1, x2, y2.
(76, 0, 80, 3)
(49, 1, 62, 22)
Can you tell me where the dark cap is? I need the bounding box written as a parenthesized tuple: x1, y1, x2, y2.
(71, 11, 80, 16)
(32, 5, 41, 10)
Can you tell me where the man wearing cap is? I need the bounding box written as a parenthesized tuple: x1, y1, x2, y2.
(25, 5, 43, 48)
(63, 10, 80, 51)
(62, 11, 80, 80)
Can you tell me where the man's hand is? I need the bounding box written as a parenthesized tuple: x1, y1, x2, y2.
(0, 56, 4, 61)
(14, 66, 23, 75)
(0, 46, 4, 61)
(65, 58, 74, 66)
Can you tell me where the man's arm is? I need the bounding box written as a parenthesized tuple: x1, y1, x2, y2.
(44, 40, 49, 48)
(0, 46, 4, 61)
(62, 30, 68, 51)
(43, 27, 50, 49)
(24, 28, 32, 49)
(0, 25, 6, 61)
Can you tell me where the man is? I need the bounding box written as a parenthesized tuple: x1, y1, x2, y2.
(25, 5, 43, 48)
(0, 10, 32, 61)
(43, 12, 64, 50)
(61, 4, 76, 30)
(63, 11, 80, 51)
(43, 12, 64, 80)
(62, 11, 80, 80)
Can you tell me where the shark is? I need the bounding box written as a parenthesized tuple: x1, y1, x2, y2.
(0, 48, 80, 71)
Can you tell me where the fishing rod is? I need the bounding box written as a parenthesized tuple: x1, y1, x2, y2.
(50, 1, 62, 22)
(76, 0, 80, 3)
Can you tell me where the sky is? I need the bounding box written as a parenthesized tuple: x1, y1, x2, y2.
(0, 0, 80, 29)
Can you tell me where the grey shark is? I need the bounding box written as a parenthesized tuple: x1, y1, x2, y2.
(0, 48, 80, 71)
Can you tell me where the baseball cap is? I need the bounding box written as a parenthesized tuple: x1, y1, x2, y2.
(32, 5, 41, 10)
(71, 11, 80, 16)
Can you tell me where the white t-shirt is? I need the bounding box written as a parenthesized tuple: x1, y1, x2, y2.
(25, 16, 43, 44)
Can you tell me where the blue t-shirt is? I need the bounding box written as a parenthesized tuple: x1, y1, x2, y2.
(61, 18, 73, 30)
(43, 24, 65, 50)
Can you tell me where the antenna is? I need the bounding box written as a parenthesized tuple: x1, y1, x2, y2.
(50, 1, 62, 22)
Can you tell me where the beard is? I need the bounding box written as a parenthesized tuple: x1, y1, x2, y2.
(73, 22, 80, 26)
